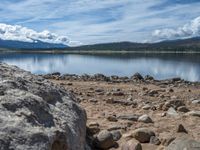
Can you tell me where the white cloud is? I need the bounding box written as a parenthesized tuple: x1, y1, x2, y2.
(152, 16, 200, 40)
(0, 23, 80, 46)
(1, 0, 200, 44)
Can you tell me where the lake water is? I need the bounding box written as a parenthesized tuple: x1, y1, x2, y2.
(0, 52, 200, 81)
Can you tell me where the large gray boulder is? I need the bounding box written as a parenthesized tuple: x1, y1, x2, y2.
(167, 137, 200, 150)
(0, 63, 87, 150)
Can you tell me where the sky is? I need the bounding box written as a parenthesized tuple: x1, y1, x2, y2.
(1, 0, 200, 46)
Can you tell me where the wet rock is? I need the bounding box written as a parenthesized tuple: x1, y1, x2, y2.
(166, 137, 200, 150)
(138, 114, 153, 123)
(176, 124, 188, 134)
(95, 130, 116, 149)
(132, 128, 155, 143)
(0, 63, 87, 150)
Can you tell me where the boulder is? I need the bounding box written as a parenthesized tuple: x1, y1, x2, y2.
(167, 137, 200, 150)
(0, 63, 87, 150)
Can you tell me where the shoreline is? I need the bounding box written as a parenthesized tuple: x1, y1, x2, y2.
(1, 50, 200, 54)
(42, 72, 200, 85)
(49, 71, 200, 150)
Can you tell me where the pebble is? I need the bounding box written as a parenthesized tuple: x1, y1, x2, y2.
(138, 114, 153, 123)
(176, 124, 188, 134)
(132, 128, 155, 143)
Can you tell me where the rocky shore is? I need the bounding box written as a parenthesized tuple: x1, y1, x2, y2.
(45, 72, 200, 150)
(0, 63, 199, 150)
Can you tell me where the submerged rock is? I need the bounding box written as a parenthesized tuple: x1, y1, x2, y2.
(0, 63, 87, 150)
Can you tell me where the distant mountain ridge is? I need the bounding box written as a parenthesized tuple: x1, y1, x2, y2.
(0, 37, 200, 51)
(0, 39, 68, 49)
(66, 37, 200, 52)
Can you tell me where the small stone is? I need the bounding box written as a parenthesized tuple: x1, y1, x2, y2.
(148, 90, 159, 97)
(138, 114, 153, 123)
(87, 122, 100, 135)
(132, 128, 155, 143)
(144, 75, 154, 80)
(142, 87, 148, 91)
(176, 124, 188, 134)
(66, 82, 73, 86)
(177, 106, 189, 113)
(95, 130, 116, 149)
(167, 107, 179, 117)
(142, 104, 151, 110)
(117, 114, 139, 121)
(186, 111, 200, 117)
(121, 140, 142, 150)
(131, 73, 144, 80)
(89, 98, 98, 103)
(168, 88, 174, 92)
(107, 116, 118, 122)
(163, 100, 185, 111)
(192, 99, 200, 104)
(112, 91, 125, 96)
(150, 136, 161, 145)
(95, 88, 104, 93)
(111, 130, 122, 141)
(161, 112, 167, 117)
(161, 137, 176, 146)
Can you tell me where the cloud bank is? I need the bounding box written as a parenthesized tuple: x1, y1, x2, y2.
(0, 23, 77, 46)
(152, 16, 200, 40)
(1, 1, 200, 44)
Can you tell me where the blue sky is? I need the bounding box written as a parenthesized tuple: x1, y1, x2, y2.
(1, 0, 200, 45)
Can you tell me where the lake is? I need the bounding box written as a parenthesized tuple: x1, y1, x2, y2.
(0, 52, 200, 81)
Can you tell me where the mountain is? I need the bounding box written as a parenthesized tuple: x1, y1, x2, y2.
(0, 39, 68, 50)
(1, 37, 200, 52)
(66, 37, 200, 52)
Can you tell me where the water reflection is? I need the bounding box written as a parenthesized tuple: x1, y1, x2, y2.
(0, 53, 200, 81)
